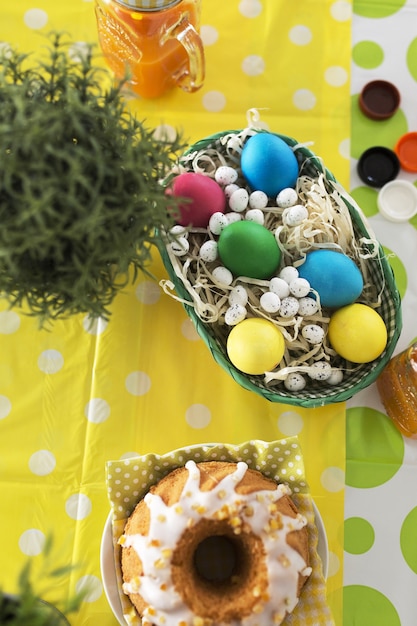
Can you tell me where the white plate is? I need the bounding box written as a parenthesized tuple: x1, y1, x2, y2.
(100, 501, 329, 625)
(100, 514, 126, 626)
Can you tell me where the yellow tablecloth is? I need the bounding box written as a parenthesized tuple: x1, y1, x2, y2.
(0, 2, 350, 624)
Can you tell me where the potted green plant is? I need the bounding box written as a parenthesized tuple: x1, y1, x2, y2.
(0, 536, 87, 625)
(0, 32, 184, 324)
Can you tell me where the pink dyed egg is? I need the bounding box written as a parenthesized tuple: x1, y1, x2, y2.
(169, 172, 226, 228)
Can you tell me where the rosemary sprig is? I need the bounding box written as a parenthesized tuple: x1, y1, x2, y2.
(0, 32, 184, 323)
(0, 535, 88, 625)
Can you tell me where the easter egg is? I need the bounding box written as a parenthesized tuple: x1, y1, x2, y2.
(218, 220, 281, 279)
(298, 249, 364, 308)
(225, 304, 247, 326)
(229, 285, 248, 307)
(276, 187, 298, 208)
(229, 188, 249, 212)
(284, 372, 306, 391)
(169, 236, 189, 256)
(283, 204, 309, 227)
(249, 190, 268, 209)
(227, 318, 285, 374)
(241, 133, 299, 197)
(169, 172, 226, 228)
(212, 266, 233, 286)
(199, 240, 218, 262)
(328, 303, 387, 363)
(260, 291, 281, 313)
(269, 277, 290, 299)
(215, 165, 238, 185)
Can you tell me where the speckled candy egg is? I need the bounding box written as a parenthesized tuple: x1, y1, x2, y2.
(229, 188, 249, 212)
(284, 372, 306, 391)
(269, 277, 290, 299)
(245, 208, 264, 225)
(279, 266, 299, 284)
(228, 285, 248, 307)
(328, 369, 344, 385)
(209, 212, 229, 235)
(302, 324, 325, 345)
(308, 361, 332, 381)
(218, 221, 281, 279)
(241, 133, 299, 197)
(283, 204, 309, 227)
(199, 240, 218, 262)
(276, 187, 298, 208)
(249, 190, 268, 209)
(169, 236, 189, 256)
(289, 277, 311, 298)
(212, 265, 233, 286)
(298, 250, 364, 308)
(227, 318, 285, 375)
(225, 212, 242, 225)
(169, 224, 188, 238)
(260, 291, 281, 313)
(224, 184, 240, 199)
(279, 296, 299, 318)
(169, 172, 226, 228)
(225, 304, 247, 326)
(215, 166, 238, 186)
(298, 296, 319, 316)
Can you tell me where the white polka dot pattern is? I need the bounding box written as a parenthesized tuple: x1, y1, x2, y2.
(0, 1, 352, 623)
(18, 529, 46, 556)
(65, 493, 93, 520)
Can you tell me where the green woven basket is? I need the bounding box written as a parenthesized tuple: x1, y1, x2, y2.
(157, 130, 402, 407)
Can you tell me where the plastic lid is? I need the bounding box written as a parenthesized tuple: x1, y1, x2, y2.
(359, 80, 400, 120)
(377, 180, 417, 222)
(395, 132, 417, 173)
(357, 146, 400, 188)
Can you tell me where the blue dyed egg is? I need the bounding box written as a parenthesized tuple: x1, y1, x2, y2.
(298, 250, 364, 308)
(241, 133, 299, 197)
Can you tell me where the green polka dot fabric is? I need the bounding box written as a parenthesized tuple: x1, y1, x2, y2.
(106, 438, 333, 625)
(345, 2, 417, 625)
(107, 438, 309, 519)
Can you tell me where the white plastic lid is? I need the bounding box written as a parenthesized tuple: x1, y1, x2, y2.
(377, 180, 417, 222)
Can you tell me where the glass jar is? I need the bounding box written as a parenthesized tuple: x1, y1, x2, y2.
(95, 0, 205, 99)
(376, 342, 417, 438)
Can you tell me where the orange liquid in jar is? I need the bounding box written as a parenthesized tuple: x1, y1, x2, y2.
(376, 343, 417, 438)
(96, 0, 199, 99)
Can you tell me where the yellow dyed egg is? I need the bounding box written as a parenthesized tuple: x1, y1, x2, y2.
(227, 318, 285, 375)
(328, 303, 387, 363)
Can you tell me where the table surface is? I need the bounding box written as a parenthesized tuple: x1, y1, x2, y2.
(0, 2, 416, 625)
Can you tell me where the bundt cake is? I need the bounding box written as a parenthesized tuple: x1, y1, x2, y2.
(119, 460, 311, 625)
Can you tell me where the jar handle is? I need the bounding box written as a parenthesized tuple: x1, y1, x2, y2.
(164, 17, 205, 92)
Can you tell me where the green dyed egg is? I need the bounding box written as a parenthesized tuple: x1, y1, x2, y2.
(218, 220, 281, 279)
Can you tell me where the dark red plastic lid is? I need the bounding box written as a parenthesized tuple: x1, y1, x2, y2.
(359, 80, 400, 120)
(357, 147, 400, 187)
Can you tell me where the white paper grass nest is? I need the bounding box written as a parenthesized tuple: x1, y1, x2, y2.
(157, 125, 402, 407)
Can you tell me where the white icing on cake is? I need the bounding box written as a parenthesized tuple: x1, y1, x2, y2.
(120, 460, 309, 626)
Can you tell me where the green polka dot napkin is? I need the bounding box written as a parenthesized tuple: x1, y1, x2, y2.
(105, 438, 334, 625)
